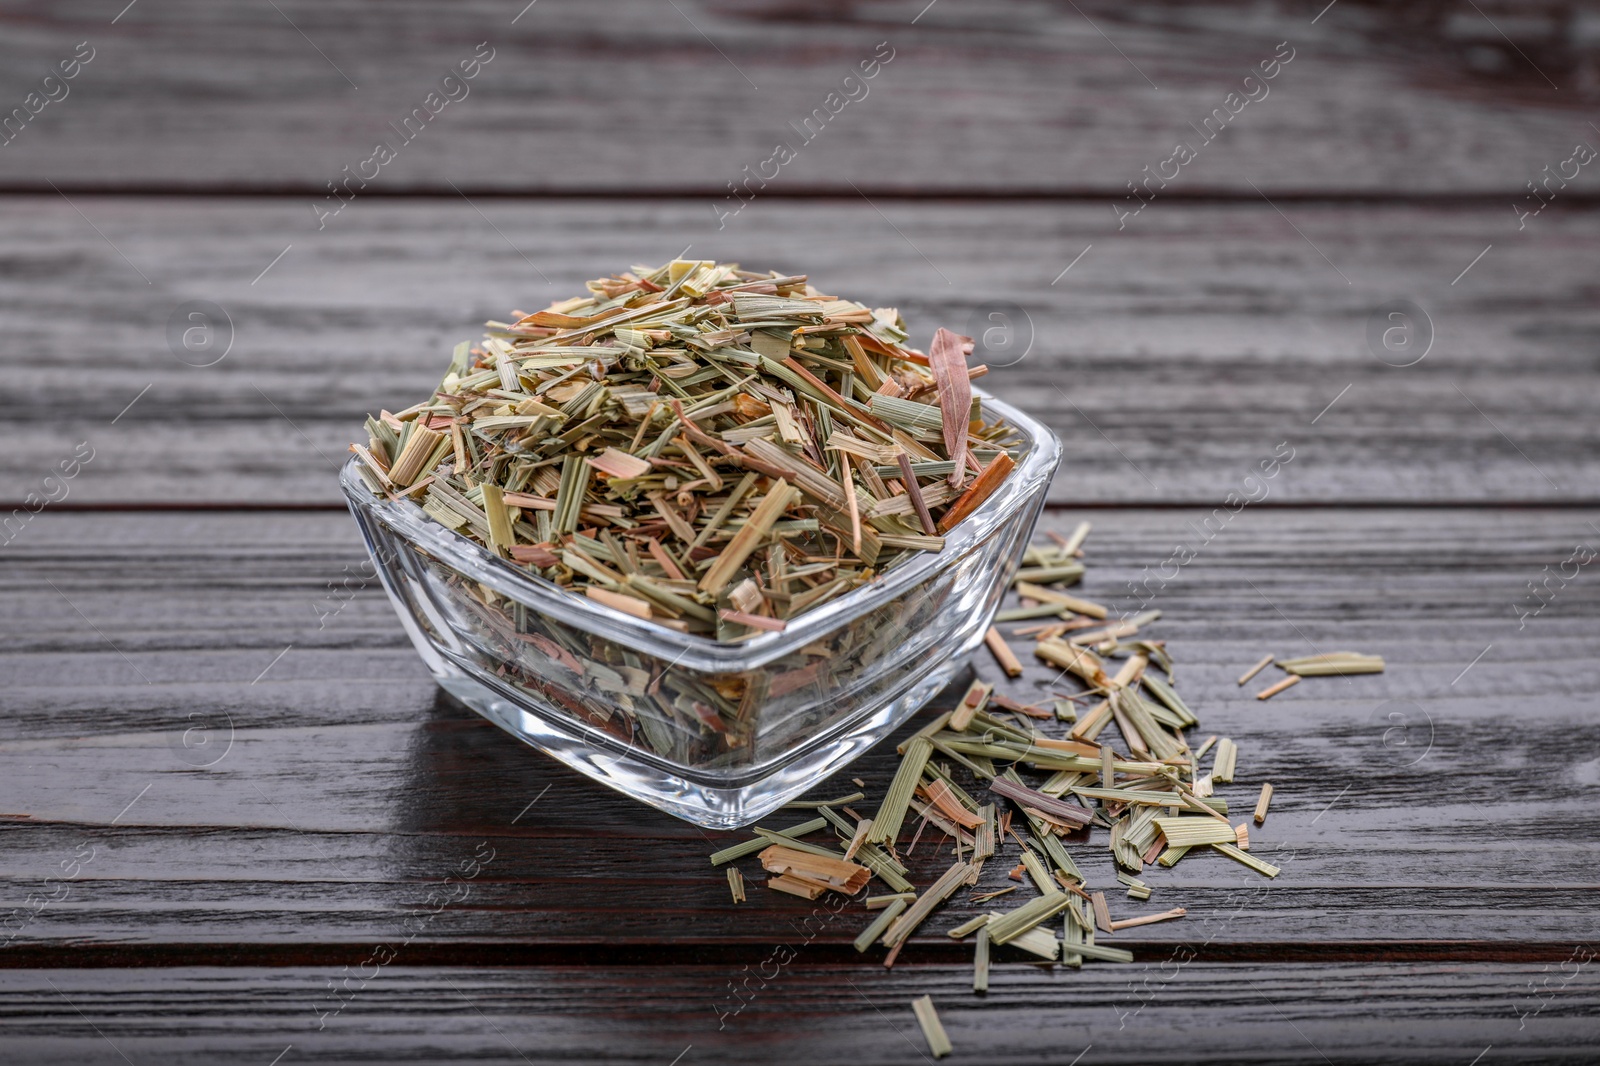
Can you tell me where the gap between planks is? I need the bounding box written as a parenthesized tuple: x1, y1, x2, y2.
(6, 186, 1600, 205)
(0, 940, 1589, 970)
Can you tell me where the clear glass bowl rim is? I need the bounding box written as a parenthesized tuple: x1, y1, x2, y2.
(339, 389, 1062, 674)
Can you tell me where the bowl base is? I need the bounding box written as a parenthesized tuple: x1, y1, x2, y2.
(430, 651, 973, 829)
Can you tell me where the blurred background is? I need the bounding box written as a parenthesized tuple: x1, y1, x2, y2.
(2, 0, 1596, 507)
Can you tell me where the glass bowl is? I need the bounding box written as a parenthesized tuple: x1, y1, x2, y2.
(341, 391, 1061, 828)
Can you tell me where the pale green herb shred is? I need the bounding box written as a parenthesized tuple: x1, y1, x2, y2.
(868, 736, 933, 845)
(911, 996, 953, 1059)
(708, 816, 826, 865)
(853, 898, 908, 953)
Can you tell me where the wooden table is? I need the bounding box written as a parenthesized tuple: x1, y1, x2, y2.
(2, 2, 1597, 1062)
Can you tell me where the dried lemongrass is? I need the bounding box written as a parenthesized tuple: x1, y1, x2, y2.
(970, 885, 1015, 905)
(988, 777, 1092, 827)
(354, 260, 1020, 642)
(854, 898, 908, 952)
(948, 913, 999, 939)
(708, 816, 827, 865)
(1109, 906, 1186, 931)
(1152, 816, 1239, 848)
(1213, 841, 1280, 877)
(948, 680, 992, 732)
(923, 778, 984, 830)
(1091, 890, 1113, 934)
(767, 873, 829, 900)
(937, 453, 1016, 533)
(882, 861, 976, 952)
(1013, 561, 1085, 585)
(987, 890, 1075, 945)
(758, 844, 871, 895)
(868, 736, 933, 845)
(1276, 652, 1385, 676)
(725, 523, 1292, 1002)
(783, 792, 866, 809)
(1073, 941, 1135, 964)
(927, 327, 973, 487)
(1212, 737, 1239, 783)
(1237, 654, 1274, 686)
(1018, 848, 1056, 894)
(585, 586, 652, 620)
(750, 828, 848, 861)
(1055, 520, 1091, 556)
(1072, 786, 1224, 812)
(911, 996, 953, 1059)
(1118, 872, 1151, 901)
(844, 817, 874, 860)
(1254, 782, 1274, 825)
(984, 627, 1025, 677)
(1256, 674, 1302, 700)
(1011, 583, 1109, 619)
(1007, 925, 1062, 961)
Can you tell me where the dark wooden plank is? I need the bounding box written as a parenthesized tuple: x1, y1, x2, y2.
(3, 198, 1596, 507)
(0, 0, 1595, 195)
(2, 508, 1596, 955)
(2, 962, 1597, 1064)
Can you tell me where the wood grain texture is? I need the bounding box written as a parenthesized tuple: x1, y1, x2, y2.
(0, 0, 1597, 194)
(2, 509, 1596, 959)
(2, 197, 1596, 507)
(3, 3, 1595, 1059)
(2, 962, 1597, 1064)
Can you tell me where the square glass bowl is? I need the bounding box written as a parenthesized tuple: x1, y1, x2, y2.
(342, 392, 1061, 828)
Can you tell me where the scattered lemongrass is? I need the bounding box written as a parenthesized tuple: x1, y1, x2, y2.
(1256, 674, 1302, 700)
(949, 913, 999, 938)
(784, 792, 867, 809)
(1237, 654, 1275, 686)
(868, 736, 933, 845)
(709, 816, 827, 865)
(911, 996, 952, 1059)
(1012, 583, 1108, 619)
(1072, 942, 1135, 964)
(1212, 738, 1238, 784)
(1109, 906, 1186, 931)
(1057, 520, 1091, 556)
(758, 844, 871, 895)
(1254, 782, 1274, 826)
(1213, 841, 1280, 878)
(1153, 816, 1239, 848)
(987, 890, 1075, 946)
(882, 861, 977, 952)
(984, 626, 1025, 677)
(1276, 652, 1385, 676)
(970, 886, 1017, 905)
(854, 898, 908, 952)
(949, 680, 993, 731)
(1091, 891, 1113, 934)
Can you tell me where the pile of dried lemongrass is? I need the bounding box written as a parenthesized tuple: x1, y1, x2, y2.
(712, 523, 1383, 1058)
(350, 260, 1019, 640)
